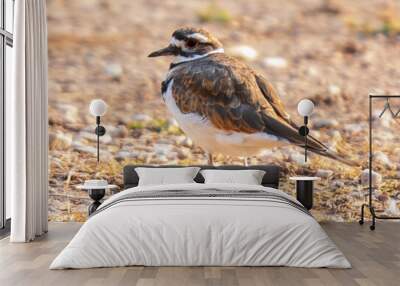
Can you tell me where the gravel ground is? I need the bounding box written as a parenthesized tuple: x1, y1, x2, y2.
(47, 0, 400, 222)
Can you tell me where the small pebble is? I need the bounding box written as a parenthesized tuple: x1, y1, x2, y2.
(313, 118, 339, 129)
(154, 144, 172, 156)
(360, 169, 382, 187)
(343, 123, 365, 133)
(262, 57, 288, 69)
(105, 63, 123, 81)
(289, 153, 306, 165)
(79, 131, 112, 144)
(374, 151, 393, 167)
(131, 114, 153, 122)
(228, 45, 258, 61)
(316, 169, 334, 178)
(328, 84, 341, 96)
(49, 131, 73, 149)
(56, 104, 79, 124)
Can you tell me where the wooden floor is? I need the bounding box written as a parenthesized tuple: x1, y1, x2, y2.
(0, 222, 399, 286)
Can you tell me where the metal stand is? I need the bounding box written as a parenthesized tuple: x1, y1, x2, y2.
(298, 116, 310, 162)
(296, 180, 314, 210)
(359, 95, 400, 230)
(94, 116, 106, 163)
(88, 188, 105, 215)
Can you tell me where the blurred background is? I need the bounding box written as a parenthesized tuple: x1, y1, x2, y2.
(47, 0, 400, 222)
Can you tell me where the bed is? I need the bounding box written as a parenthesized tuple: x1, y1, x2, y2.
(50, 164, 350, 269)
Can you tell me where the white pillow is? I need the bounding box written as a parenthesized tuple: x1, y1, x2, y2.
(200, 169, 266, 185)
(135, 167, 200, 186)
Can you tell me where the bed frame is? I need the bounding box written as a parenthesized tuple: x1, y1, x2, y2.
(123, 165, 281, 189)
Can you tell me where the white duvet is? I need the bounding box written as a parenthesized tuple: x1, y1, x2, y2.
(50, 183, 350, 269)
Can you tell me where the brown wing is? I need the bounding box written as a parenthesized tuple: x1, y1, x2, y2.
(253, 72, 330, 152)
(170, 54, 326, 151)
(254, 74, 299, 129)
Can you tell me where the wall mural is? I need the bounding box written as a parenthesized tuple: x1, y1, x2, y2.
(47, 0, 400, 222)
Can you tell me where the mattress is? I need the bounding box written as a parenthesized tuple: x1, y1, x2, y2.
(50, 183, 350, 269)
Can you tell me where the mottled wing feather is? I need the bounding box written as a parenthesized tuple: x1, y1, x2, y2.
(170, 53, 327, 151)
(171, 54, 270, 133)
(255, 74, 299, 129)
(254, 74, 330, 151)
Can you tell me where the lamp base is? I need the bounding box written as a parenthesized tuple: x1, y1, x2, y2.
(95, 125, 106, 136)
(298, 126, 309, 136)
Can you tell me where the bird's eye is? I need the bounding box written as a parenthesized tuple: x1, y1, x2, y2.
(186, 38, 197, 48)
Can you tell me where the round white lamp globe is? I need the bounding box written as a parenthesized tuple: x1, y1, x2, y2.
(89, 99, 107, 117)
(297, 99, 315, 117)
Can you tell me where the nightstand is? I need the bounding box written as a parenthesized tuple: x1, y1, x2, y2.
(289, 177, 320, 210)
(77, 184, 119, 215)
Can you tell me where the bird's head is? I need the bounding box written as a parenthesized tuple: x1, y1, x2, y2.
(148, 27, 223, 62)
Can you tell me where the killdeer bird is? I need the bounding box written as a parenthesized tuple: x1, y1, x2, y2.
(149, 27, 355, 166)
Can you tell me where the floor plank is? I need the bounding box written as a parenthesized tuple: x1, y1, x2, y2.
(0, 222, 399, 286)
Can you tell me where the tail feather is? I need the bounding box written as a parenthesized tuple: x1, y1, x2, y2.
(304, 135, 358, 167)
(261, 114, 357, 166)
(309, 147, 358, 167)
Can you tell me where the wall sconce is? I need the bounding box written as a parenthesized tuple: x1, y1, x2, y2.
(297, 99, 315, 162)
(89, 99, 107, 163)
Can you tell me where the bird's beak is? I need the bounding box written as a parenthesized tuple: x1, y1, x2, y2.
(148, 45, 179, 57)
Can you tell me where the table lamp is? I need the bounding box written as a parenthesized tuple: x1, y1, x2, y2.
(297, 99, 315, 162)
(89, 99, 107, 163)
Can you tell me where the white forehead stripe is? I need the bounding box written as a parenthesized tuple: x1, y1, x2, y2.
(188, 33, 209, 43)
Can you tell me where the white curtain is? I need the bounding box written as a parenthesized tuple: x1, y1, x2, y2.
(7, 0, 49, 242)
